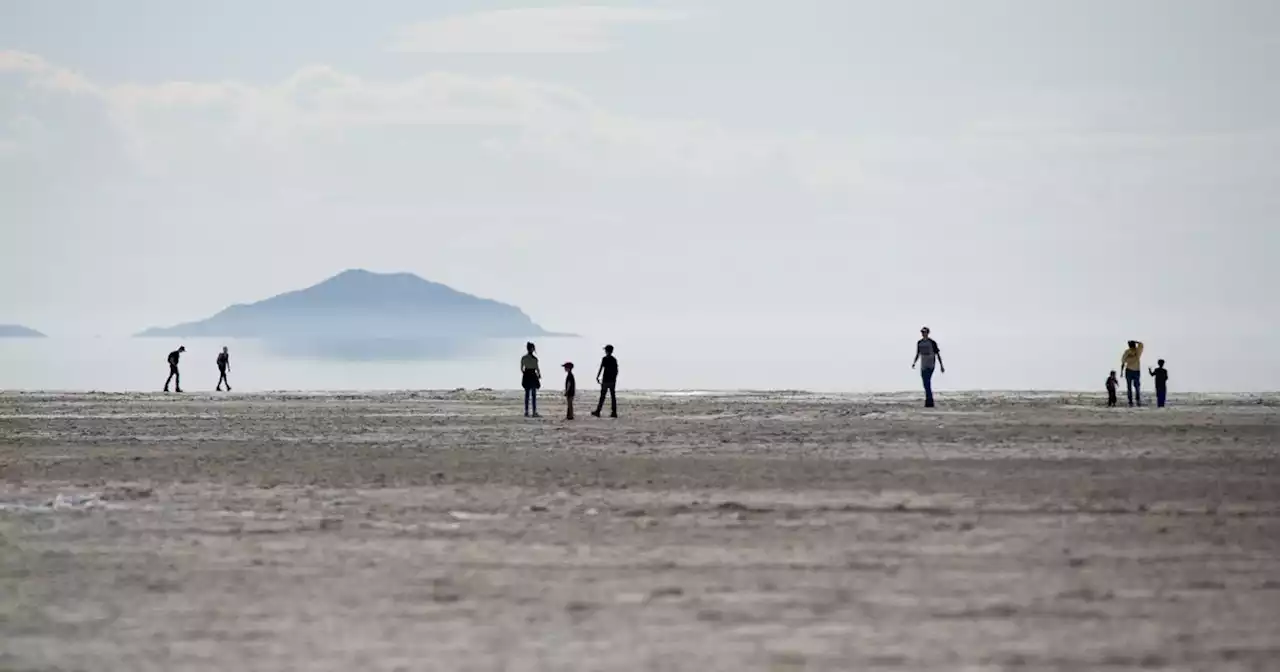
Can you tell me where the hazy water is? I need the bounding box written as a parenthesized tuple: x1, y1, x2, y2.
(0, 332, 1273, 393)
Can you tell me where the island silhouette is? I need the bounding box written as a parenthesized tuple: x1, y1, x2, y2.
(135, 270, 561, 360)
(0, 324, 45, 338)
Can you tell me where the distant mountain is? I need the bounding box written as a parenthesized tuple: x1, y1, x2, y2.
(0, 324, 45, 338)
(135, 270, 553, 339)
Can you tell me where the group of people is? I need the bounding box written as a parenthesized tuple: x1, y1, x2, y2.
(1107, 340, 1170, 408)
(158, 331, 1170, 411)
(163, 346, 231, 393)
(520, 342, 619, 420)
(905, 328, 1172, 409)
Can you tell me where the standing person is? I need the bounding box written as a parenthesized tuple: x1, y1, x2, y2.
(910, 327, 944, 408)
(521, 342, 541, 418)
(592, 344, 619, 418)
(1120, 340, 1144, 407)
(1148, 359, 1170, 408)
(563, 362, 576, 420)
(164, 346, 185, 393)
(1106, 370, 1119, 407)
(216, 346, 231, 391)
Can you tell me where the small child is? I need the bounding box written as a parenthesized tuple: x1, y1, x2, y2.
(563, 362, 576, 420)
(1148, 359, 1169, 408)
(1105, 370, 1119, 407)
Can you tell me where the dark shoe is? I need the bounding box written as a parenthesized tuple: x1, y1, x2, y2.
(175, 388, 183, 393)
(610, 413, 618, 418)
(532, 413, 541, 418)
(590, 411, 601, 418)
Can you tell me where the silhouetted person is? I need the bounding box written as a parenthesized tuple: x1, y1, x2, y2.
(521, 342, 541, 417)
(1121, 340, 1144, 406)
(216, 346, 231, 391)
(592, 344, 618, 418)
(911, 327, 944, 407)
(563, 362, 576, 420)
(1106, 370, 1119, 407)
(1149, 359, 1169, 408)
(164, 346, 185, 393)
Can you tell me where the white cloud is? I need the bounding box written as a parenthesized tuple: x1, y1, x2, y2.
(4, 48, 1273, 203)
(0, 51, 96, 93)
(388, 6, 689, 54)
(0, 49, 867, 190)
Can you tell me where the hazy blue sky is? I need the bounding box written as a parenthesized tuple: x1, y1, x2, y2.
(3, 0, 1277, 346)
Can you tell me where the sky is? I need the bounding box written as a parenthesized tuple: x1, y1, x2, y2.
(2, 0, 1278, 359)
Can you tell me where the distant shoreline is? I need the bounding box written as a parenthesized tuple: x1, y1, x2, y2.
(131, 332, 580, 339)
(1, 389, 1277, 401)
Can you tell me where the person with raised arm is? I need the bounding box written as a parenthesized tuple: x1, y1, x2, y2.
(1120, 340, 1145, 407)
(1148, 358, 1169, 408)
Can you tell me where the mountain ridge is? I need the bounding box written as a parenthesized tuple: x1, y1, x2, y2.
(136, 269, 555, 339)
(0, 324, 45, 338)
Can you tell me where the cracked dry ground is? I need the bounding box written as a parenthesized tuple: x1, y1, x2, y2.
(1, 391, 1278, 671)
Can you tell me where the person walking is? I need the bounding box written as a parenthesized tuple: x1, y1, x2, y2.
(164, 346, 185, 393)
(911, 327, 944, 407)
(1148, 359, 1170, 408)
(1106, 370, 1119, 407)
(521, 342, 541, 417)
(1120, 340, 1144, 406)
(591, 344, 619, 418)
(215, 347, 231, 391)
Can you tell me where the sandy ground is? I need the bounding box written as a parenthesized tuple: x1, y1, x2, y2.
(1, 390, 1278, 671)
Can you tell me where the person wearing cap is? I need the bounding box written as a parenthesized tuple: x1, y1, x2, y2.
(592, 344, 619, 418)
(910, 327, 944, 407)
(562, 362, 577, 420)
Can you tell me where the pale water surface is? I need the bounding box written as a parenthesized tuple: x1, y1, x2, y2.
(0, 331, 1272, 393)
